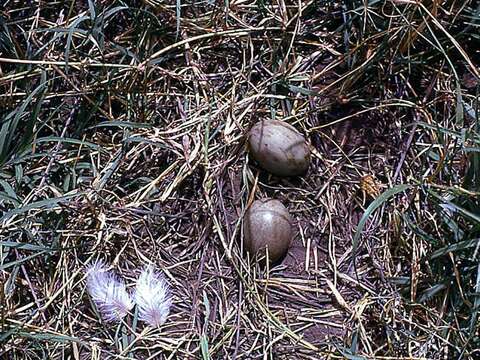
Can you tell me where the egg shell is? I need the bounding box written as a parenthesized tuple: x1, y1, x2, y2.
(248, 120, 310, 176)
(243, 198, 293, 263)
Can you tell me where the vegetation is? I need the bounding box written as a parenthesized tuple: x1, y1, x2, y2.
(1, 0, 479, 358)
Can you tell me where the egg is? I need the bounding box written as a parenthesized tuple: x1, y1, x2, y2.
(243, 198, 293, 263)
(248, 120, 310, 176)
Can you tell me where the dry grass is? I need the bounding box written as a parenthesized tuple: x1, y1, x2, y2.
(1, 1, 479, 359)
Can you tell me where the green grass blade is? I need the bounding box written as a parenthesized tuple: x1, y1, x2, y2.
(0, 77, 48, 166)
(0, 241, 56, 252)
(431, 238, 480, 259)
(353, 184, 412, 263)
(35, 136, 103, 151)
(176, 0, 181, 39)
(1, 193, 77, 222)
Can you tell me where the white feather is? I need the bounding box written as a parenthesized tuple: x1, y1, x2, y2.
(86, 261, 134, 322)
(134, 266, 172, 327)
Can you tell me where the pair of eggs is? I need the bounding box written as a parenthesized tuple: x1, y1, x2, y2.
(243, 120, 311, 263)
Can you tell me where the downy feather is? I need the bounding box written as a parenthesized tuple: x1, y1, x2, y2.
(134, 266, 172, 327)
(86, 261, 133, 322)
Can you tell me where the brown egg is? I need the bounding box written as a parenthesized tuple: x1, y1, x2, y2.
(248, 120, 310, 176)
(243, 199, 293, 263)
